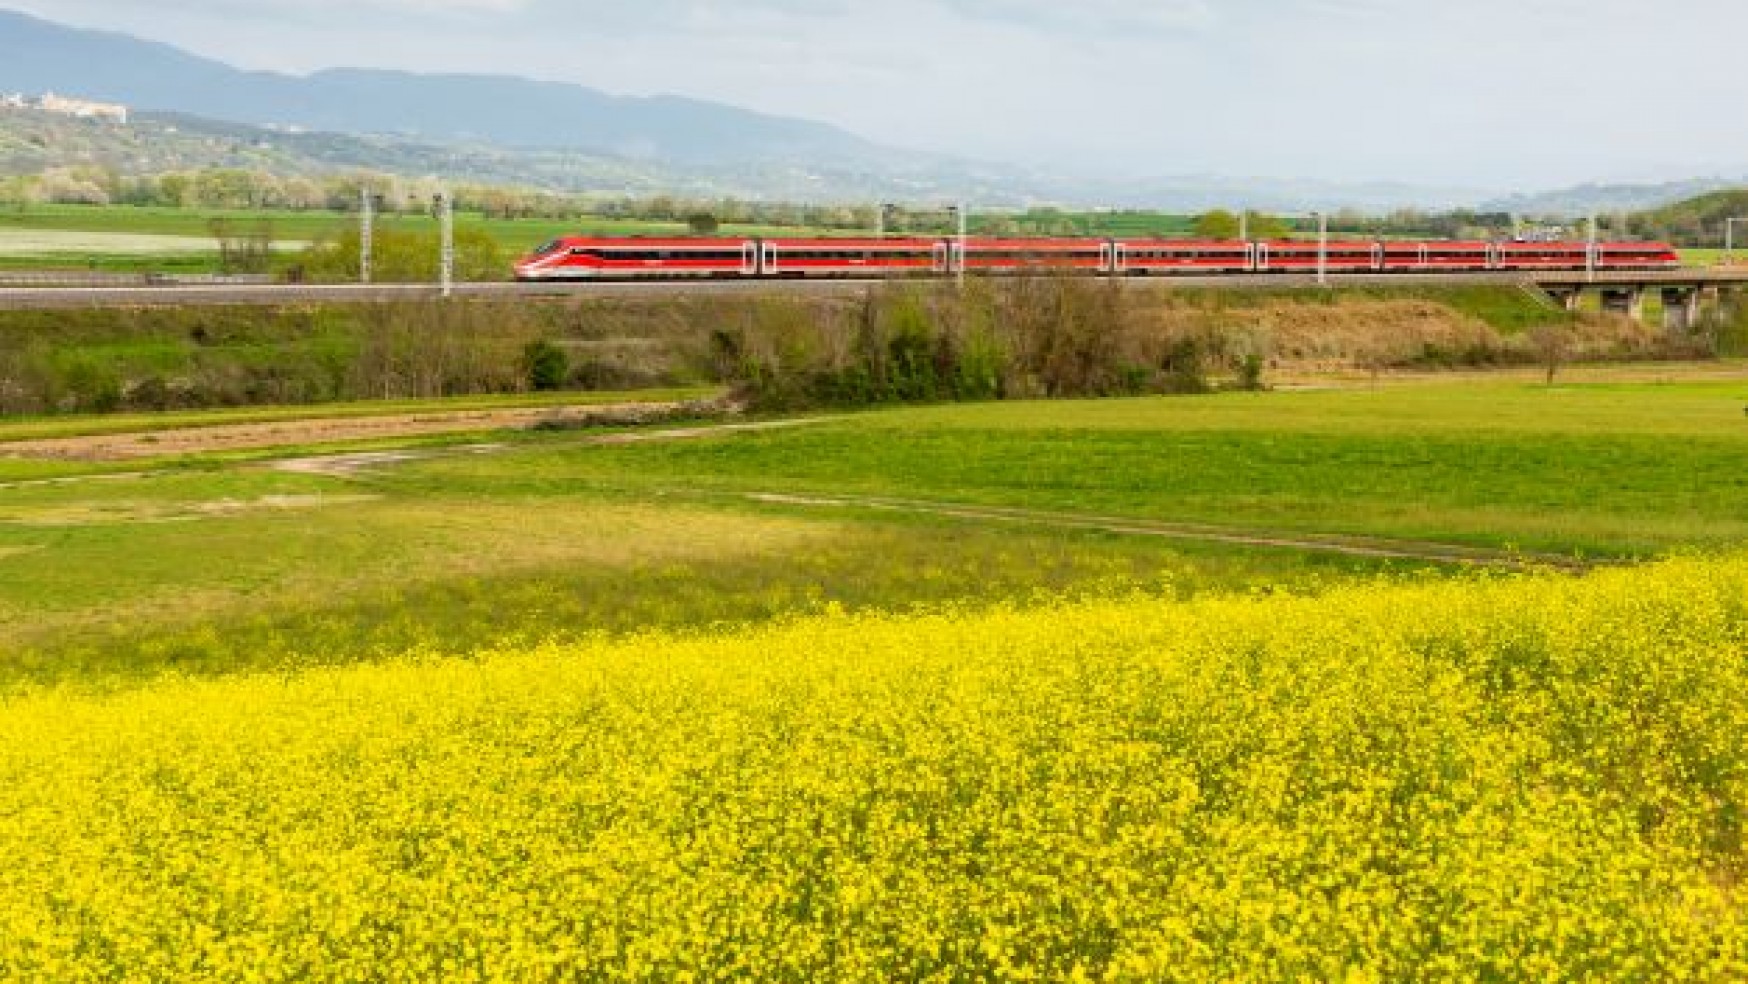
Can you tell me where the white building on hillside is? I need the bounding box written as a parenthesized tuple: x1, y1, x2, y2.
(38, 92, 128, 125)
(0, 93, 25, 109)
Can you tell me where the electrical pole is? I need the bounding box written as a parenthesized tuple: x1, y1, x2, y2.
(1316, 211, 1328, 287)
(359, 188, 374, 285)
(1586, 213, 1597, 283)
(437, 191, 454, 298)
(956, 203, 968, 287)
(1238, 210, 1248, 243)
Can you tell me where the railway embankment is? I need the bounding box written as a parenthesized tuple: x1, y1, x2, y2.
(0, 283, 1732, 415)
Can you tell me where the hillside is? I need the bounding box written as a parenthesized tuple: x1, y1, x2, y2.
(1486, 177, 1748, 217)
(0, 9, 891, 168)
(0, 105, 1049, 203)
(1627, 189, 1748, 247)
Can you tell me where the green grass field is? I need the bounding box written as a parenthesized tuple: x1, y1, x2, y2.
(393, 381, 1748, 557)
(0, 203, 838, 259)
(1682, 248, 1745, 267)
(7, 376, 1748, 687)
(10, 372, 1748, 975)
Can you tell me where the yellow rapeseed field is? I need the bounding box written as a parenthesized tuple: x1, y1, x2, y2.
(4, 557, 1748, 981)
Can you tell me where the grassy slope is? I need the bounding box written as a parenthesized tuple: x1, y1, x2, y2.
(1156, 284, 1571, 334)
(7, 379, 1748, 684)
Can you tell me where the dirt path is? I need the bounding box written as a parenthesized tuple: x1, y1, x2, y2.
(0, 470, 169, 491)
(0, 401, 724, 462)
(746, 492, 1598, 571)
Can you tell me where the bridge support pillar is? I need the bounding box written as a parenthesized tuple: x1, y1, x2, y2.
(1662, 288, 1702, 333)
(1546, 288, 1583, 313)
(1600, 287, 1645, 323)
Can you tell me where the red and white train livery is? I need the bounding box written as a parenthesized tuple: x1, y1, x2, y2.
(513, 236, 1679, 281)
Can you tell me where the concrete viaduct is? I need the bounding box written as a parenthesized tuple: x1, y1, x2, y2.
(1534, 270, 1748, 333)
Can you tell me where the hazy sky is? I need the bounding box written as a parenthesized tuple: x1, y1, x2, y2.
(15, 0, 1748, 190)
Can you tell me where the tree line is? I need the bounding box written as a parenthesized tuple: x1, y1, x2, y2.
(4, 164, 1736, 245)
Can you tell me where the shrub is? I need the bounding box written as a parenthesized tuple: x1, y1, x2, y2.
(1234, 352, 1266, 391)
(521, 339, 568, 392)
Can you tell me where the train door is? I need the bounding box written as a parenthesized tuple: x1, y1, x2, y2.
(1255, 243, 1270, 272)
(762, 242, 779, 276)
(1371, 242, 1384, 271)
(742, 242, 758, 276)
(948, 240, 965, 275)
(1105, 242, 1124, 275)
(932, 242, 950, 275)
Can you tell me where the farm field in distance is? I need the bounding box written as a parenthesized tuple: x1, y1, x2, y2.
(0, 203, 847, 266)
(7, 370, 1748, 976)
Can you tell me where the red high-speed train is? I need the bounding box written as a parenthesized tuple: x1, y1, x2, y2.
(513, 236, 1680, 281)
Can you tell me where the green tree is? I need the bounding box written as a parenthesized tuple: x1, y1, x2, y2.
(1194, 210, 1241, 239)
(1243, 211, 1292, 240)
(298, 227, 507, 283)
(156, 173, 192, 207)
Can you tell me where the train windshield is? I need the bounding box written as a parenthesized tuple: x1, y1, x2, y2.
(531, 240, 564, 257)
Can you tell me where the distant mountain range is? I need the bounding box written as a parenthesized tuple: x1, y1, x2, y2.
(0, 8, 889, 168)
(2, 7, 1744, 213)
(1482, 178, 1748, 218)
(0, 104, 1057, 204)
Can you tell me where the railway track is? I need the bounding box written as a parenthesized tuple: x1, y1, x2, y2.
(0, 271, 1742, 310)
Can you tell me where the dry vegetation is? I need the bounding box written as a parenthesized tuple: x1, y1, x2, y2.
(724, 280, 1706, 407)
(1148, 297, 1685, 376)
(0, 283, 1721, 415)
